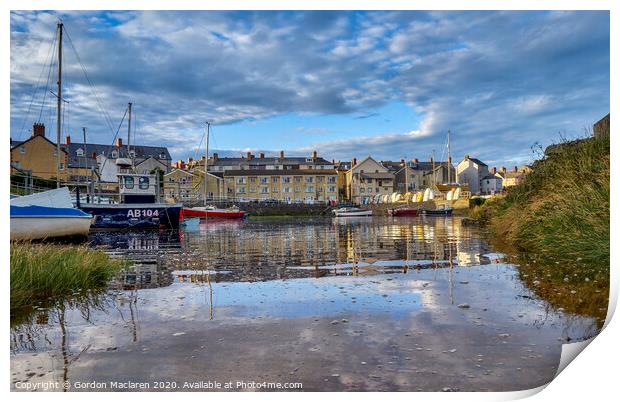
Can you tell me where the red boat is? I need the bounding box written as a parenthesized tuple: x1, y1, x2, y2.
(182, 205, 247, 219)
(387, 207, 419, 217)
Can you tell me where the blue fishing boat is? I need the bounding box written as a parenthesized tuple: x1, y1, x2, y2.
(80, 172, 182, 229)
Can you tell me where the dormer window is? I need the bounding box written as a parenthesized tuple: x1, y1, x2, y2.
(111, 150, 118, 158)
(76, 148, 84, 157)
(129, 150, 136, 158)
(159, 152, 166, 159)
(19, 146, 26, 154)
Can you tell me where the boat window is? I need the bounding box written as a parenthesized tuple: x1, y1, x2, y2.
(139, 176, 150, 190)
(124, 176, 135, 189)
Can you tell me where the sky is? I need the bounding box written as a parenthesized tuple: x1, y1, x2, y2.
(10, 10, 610, 168)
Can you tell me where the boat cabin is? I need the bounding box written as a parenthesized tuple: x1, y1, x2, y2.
(118, 173, 159, 203)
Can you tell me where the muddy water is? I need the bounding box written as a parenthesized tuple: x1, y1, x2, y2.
(10, 217, 602, 391)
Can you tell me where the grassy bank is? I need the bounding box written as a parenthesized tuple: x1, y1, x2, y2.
(491, 135, 609, 270)
(10, 243, 126, 313)
(472, 135, 609, 325)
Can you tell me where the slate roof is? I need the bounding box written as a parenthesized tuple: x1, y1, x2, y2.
(211, 156, 333, 167)
(63, 143, 171, 168)
(223, 169, 336, 177)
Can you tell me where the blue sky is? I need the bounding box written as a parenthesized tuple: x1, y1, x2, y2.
(10, 10, 609, 167)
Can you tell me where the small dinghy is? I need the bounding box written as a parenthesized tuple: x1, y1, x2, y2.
(333, 207, 373, 217)
(10, 188, 93, 241)
(182, 205, 247, 219)
(421, 205, 453, 216)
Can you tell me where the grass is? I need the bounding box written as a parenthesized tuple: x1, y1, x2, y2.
(490, 135, 609, 272)
(469, 133, 610, 326)
(10, 243, 126, 314)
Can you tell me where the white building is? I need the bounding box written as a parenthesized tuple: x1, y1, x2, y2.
(480, 174, 503, 195)
(456, 155, 489, 194)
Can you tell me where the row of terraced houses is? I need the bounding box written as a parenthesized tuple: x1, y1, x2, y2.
(10, 122, 529, 204)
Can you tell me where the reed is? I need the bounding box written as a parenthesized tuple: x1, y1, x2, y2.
(10, 243, 126, 312)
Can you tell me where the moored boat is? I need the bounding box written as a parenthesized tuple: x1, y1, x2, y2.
(183, 205, 247, 219)
(10, 205, 93, 241)
(421, 205, 453, 216)
(387, 207, 419, 217)
(333, 207, 373, 217)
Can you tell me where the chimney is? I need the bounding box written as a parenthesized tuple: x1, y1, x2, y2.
(312, 150, 318, 160)
(430, 157, 433, 163)
(115, 137, 123, 147)
(464, 154, 470, 161)
(501, 166, 506, 173)
(247, 152, 254, 160)
(414, 158, 419, 164)
(448, 156, 452, 164)
(332, 159, 335, 164)
(92, 152, 97, 159)
(181, 161, 186, 169)
(514, 166, 518, 172)
(259, 152, 265, 159)
(352, 157, 357, 166)
(66, 135, 71, 145)
(492, 167, 497, 174)
(188, 157, 194, 165)
(213, 152, 219, 161)
(400, 158, 405, 165)
(32, 123, 45, 137)
(279, 150, 285, 160)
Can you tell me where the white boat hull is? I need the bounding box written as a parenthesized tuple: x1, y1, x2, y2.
(10, 216, 93, 241)
(333, 210, 373, 217)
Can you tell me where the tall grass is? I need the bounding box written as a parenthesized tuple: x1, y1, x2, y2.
(490, 135, 609, 279)
(10, 243, 126, 312)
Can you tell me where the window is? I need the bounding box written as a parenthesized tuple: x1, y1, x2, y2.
(360, 188, 365, 193)
(260, 177, 269, 184)
(260, 187, 269, 193)
(237, 178, 246, 184)
(250, 177, 256, 183)
(111, 151, 118, 158)
(283, 187, 291, 193)
(305, 177, 313, 183)
(180, 177, 187, 184)
(305, 186, 314, 193)
(294, 177, 301, 183)
(328, 176, 336, 183)
(139, 176, 150, 190)
(59, 163, 65, 171)
(124, 176, 134, 189)
(368, 187, 373, 193)
(282, 177, 291, 183)
(19, 146, 26, 154)
(328, 186, 336, 192)
(237, 187, 246, 194)
(129, 150, 136, 158)
(272, 177, 279, 183)
(272, 187, 278, 193)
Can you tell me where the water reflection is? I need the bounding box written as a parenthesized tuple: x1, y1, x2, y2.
(10, 216, 606, 392)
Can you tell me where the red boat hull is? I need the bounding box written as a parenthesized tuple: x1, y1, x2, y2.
(182, 208, 246, 219)
(388, 208, 419, 217)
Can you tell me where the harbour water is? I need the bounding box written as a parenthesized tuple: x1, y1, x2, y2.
(10, 216, 604, 391)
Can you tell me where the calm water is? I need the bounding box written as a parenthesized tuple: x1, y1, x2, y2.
(10, 216, 602, 391)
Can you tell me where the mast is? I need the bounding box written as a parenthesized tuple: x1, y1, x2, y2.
(432, 149, 436, 189)
(404, 157, 409, 205)
(447, 129, 452, 184)
(127, 102, 132, 165)
(56, 22, 63, 188)
(204, 121, 210, 206)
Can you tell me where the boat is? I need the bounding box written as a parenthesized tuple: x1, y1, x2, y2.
(333, 207, 373, 217)
(183, 205, 246, 219)
(421, 205, 453, 216)
(10, 188, 93, 241)
(11, 205, 93, 241)
(182, 122, 247, 220)
(81, 172, 183, 229)
(387, 207, 419, 217)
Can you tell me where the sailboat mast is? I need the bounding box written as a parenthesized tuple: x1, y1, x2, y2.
(432, 149, 436, 189)
(447, 130, 451, 184)
(56, 22, 63, 188)
(127, 102, 132, 164)
(204, 121, 210, 206)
